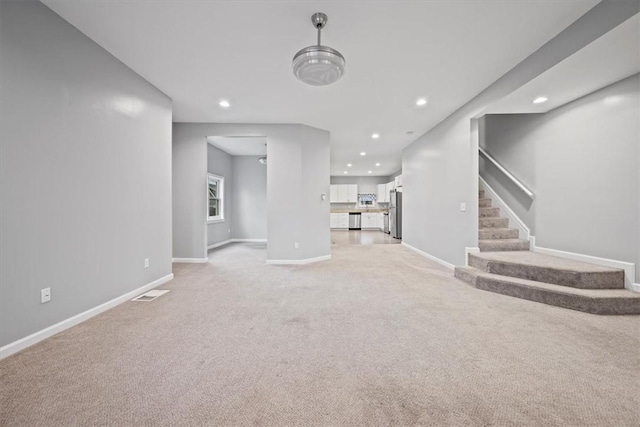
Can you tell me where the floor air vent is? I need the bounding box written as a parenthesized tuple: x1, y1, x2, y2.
(131, 289, 170, 302)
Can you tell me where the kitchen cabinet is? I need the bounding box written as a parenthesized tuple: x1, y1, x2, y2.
(330, 185, 339, 203)
(377, 183, 387, 203)
(381, 181, 395, 202)
(347, 184, 357, 202)
(330, 213, 349, 229)
(394, 174, 403, 187)
(337, 185, 348, 202)
(362, 213, 380, 229)
(330, 184, 358, 203)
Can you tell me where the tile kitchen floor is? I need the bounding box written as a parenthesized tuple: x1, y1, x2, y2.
(331, 230, 401, 246)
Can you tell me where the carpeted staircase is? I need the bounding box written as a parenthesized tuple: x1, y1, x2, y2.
(455, 189, 640, 315)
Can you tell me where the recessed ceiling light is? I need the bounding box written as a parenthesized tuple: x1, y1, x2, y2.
(344, 171, 348, 174)
(416, 98, 427, 106)
(368, 170, 372, 174)
(371, 133, 380, 139)
(360, 152, 366, 156)
(532, 96, 548, 104)
(219, 100, 230, 108)
(347, 163, 352, 167)
(375, 163, 380, 167)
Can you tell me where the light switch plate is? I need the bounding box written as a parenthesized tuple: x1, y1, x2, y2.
(41, 288, 51, 303)
(460, 202, 466, 212)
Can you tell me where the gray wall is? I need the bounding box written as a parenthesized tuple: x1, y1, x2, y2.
(401, 1, 638, 267)
(173, 126, 207, 259)
(0, 1, 173, 346)
(481, 74, 640, 281)
(207, 144, 233, 246)
(232, 156, 267, 240)
(330, 176, 390, 194)
(172, 123, 330, 262)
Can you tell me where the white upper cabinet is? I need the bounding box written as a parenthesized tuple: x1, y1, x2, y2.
(394, 174, 403, 187)
(377, 183, 387, 203)
(347, 184, 357, 202)
(337, 185, 348, 202)
(385, 181, 395, 198)
(330, 184, 358, 203)
(330, 185, 339, 203)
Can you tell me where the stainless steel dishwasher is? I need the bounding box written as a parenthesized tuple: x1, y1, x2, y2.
(348, 212, 361, 230)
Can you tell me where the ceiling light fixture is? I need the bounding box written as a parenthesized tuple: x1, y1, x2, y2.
(416, 98, 427, 106)
(375, 163, 380, 167)
(371, 133, 380, 139)
(368, 171, 372, 174)
(219, 100, 230, 108)
(360, 152, 366, 156)
(258, 156, 267, 165)
(533, 96, 548, 104)
(344, 171, 348, 174)
(292, 13, 345, 86)
(347, 163, 352, 167)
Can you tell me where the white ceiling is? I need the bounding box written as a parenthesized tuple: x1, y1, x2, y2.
(42, 0, 599, 176)
(207, 136, 267, 156)
(485, 13, 640, 115)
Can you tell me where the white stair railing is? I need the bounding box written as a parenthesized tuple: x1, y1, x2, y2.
(479, 147, 535, 200)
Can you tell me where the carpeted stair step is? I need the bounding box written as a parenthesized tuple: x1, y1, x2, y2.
(479, 207, 500, 218)
(479, 228, 519, 240)
(479, 198, 492, 208)
(480, 217, 509, 229)
(479, 189, 485, 198)
(454, 266, 640, 315)
(469, 251, 624, 289)
(479, 239, 529, 252)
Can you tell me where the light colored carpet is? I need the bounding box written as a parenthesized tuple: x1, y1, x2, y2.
(1, 242, 639, 426)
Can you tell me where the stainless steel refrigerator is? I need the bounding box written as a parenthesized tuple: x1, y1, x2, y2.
(389, 189, 402, 239)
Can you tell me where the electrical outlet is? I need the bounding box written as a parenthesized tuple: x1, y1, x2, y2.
(41, 288, 51, 304)
(144, 258, 150, 269)
(294, 242, 299, 249)
(460, 202, 466, 212)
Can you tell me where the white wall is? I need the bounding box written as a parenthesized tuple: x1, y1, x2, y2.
(401, 1, 638, 267)
(0, 1, 173, 347)
(207, 144, 233, 246)
(172, 123, 330, 262)
(481, 75, 640, 281)
(232, 156, 267, 240)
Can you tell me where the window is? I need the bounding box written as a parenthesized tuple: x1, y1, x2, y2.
(208, 174, 224, 222)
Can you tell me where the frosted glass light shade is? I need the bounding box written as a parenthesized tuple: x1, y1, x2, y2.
(292, 46, 345, 86)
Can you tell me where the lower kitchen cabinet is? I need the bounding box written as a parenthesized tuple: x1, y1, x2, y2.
(330, 213, 349, 229)
(362, 212, 382, 229)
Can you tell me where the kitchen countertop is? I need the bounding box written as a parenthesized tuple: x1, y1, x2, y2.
(331, 208, 389, 213)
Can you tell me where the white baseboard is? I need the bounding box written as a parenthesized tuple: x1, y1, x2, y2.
(207, 239, 267, 251)
(266, 254, 331, 265)
(479, 177, 530, 240)
(402, 242, 455, 270)
(207, 239, 233, 250)
(0, 273, 174, 360)
(172, 258, 208, 263)
(531, 240, 637, 292)
(465, 247, 480, 266)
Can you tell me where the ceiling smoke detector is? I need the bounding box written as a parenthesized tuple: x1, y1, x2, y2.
(292, 13, 345, 86)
